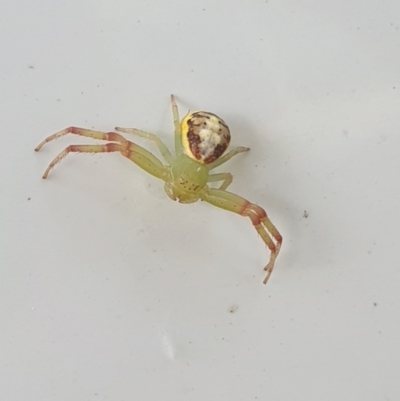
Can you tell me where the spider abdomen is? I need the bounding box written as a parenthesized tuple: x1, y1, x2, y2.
(181, 111, 230, 164)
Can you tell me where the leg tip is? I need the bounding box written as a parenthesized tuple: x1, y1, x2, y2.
(263, 272, 272, 285)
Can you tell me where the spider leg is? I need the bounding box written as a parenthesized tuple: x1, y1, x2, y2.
(114, 127, 173, 164)
(207, 173, 233, 190)
(35, 127, 166, 180)
(35, 127, 128, 151)
(207, 146, 250, 170)
(170, 94, 183, 156)
(202, 188, 282, 284)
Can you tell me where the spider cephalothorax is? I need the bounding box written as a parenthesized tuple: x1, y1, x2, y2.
(35, 95, 282, 284)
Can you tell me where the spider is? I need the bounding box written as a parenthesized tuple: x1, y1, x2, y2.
(35, 95, 282, 284)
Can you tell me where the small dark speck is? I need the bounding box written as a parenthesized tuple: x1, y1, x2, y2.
(374, 302, 377, 307)
(27, 197, 31, 201)
(303, 210, 309, 219)
(393, 87, 396, 89)
(28, 65, 34, 69)
(229, 304, 239, 313)
(81, 92, 84, 95)
(56, 99, 61, 102)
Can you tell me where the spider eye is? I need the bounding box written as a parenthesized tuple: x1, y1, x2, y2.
(181, 111, 231, 164)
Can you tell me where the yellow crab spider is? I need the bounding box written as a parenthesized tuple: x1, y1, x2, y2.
(35, 95, 282, 284)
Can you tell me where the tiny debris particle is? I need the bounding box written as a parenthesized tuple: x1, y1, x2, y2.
(373, 302, 377, 307)
(303, 210, 309, 218)
(27, 197, 31, 201)
(229, 304, 239, 313)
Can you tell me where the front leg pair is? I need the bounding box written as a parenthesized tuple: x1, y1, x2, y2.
(202, 188, 282, 284)
(35, 127, 166, 180)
